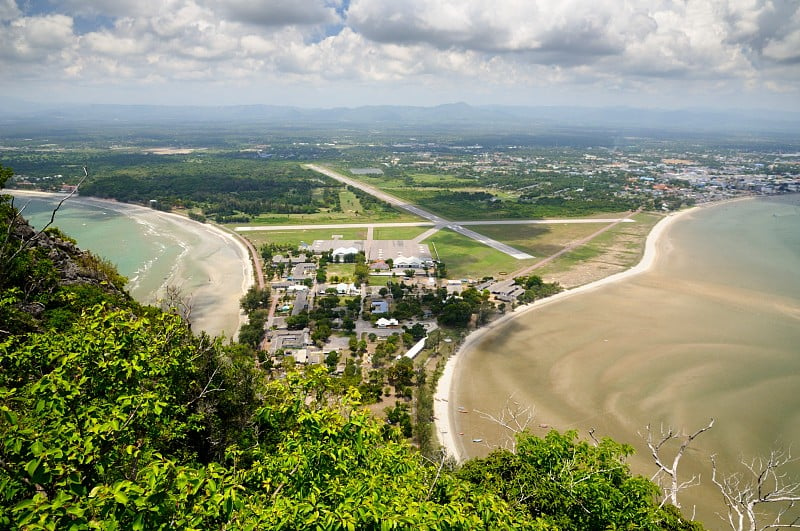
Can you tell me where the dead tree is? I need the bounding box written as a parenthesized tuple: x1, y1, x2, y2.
(640, 418, 715, 510)
(475, 395, 535, 452)
(711, 449, 800, 531)
(159, 284, 195, 324)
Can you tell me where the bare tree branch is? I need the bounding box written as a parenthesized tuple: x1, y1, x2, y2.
(475, 394, 536, 452)
(712, 449, 800, 531)
(640, 418, 714, 509)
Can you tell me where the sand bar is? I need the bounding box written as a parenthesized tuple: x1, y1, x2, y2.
(433, 206, 695, 462)
(7, 191, 254, 339)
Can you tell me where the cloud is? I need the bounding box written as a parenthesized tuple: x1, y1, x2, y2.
(0, 0, 797, 108)
(215, 0, 341, 27)
(0, 14, 75, 62)
(0, 0, 20, 21)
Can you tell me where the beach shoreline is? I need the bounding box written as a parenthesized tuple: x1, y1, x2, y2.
(7, 190, 254, 339)
(433, 203, 716, 462)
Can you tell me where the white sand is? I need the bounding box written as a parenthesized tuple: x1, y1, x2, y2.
(7, 191, 254, 339)
(433, 208, 695, 462)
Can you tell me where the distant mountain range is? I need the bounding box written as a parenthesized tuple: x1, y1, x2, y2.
(0, 101, 797, 135)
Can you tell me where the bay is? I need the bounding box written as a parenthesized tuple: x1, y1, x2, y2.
(450, 195, 800, 527)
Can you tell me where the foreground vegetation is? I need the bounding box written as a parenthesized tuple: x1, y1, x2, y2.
(0, 164, 705, 528)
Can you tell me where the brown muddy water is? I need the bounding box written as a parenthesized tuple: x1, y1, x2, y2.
(450, 196, 800, 528)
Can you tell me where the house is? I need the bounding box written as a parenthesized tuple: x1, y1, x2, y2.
(376, 317, 399, 328)
(371, 260, 390, 271)
(370, 300, 389, 314)
(272, 253, 308, 265)
(394, 256, 424, 269)
(336, 282, 359, 295)
(490, 280, 524, 302)
(293, 349, 309, 364)
(292, 262, 316, 280)
(400, 336, 427, 360)
(332, 246, 361, 262)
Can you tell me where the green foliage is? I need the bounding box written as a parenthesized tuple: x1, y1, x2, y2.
(458, 430, 702, 530)
(514, 275, 563, 303)
(0, 165, 12, 189)
(239, 285, 271, 313)
(79, 160, 339, 219)
(438, 300, 473, 327)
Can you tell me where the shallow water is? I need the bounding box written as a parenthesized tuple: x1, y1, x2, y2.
(9, 193, 249, 338)
(452, 196, 800, 527)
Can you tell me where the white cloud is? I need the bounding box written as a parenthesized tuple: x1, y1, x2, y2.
(0, 14, 76, 61)
(0, 0, 796, 108)
(0, 0, 20, 21)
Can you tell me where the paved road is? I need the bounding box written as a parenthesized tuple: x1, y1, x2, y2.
(303, 164, 534, 259)
(230, 229, 265, 290)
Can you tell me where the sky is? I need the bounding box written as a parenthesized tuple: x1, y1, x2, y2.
(1, 0, 799, 110)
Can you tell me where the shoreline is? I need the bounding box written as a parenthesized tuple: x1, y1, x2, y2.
(433, 203, 708, 462)
(7, 190, 254, 339)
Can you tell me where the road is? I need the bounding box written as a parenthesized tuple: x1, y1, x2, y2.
(230, 229, 265, 290)
(304, 164, 534, 259)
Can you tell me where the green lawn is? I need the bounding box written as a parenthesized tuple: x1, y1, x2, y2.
(247, 208, 420, 225)
(423, 229, 536, 280)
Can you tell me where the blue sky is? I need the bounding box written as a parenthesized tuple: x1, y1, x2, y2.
(1, 0, 798, 110)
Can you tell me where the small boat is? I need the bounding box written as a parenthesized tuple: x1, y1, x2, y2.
(472, 439, 483, 443)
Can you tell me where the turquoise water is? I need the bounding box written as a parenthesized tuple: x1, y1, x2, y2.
(12, 195, 185, 302)
(452, 195, 800, 527)
(9, 193, 249, 338)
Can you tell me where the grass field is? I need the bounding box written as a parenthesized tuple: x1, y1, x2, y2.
(325, 263, 356, 282)
(239, 227, 367, 249)
(470, 223, 605, 257)
(373, 226, 430, 240)
(423, 229, 536, 280)
(534, 212, 663, 287)
(338, 190, 363, 213)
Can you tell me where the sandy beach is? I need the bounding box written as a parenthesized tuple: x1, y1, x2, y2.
(8, 191, 254, 339)
(433, 206, 694, 462)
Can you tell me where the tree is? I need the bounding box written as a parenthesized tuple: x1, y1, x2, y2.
(354, 263, 370, 284)
(641, 419, 715, 510)
(324, 350, 340, 372)
(387, 357, 415, 391)
(457, 430, 700, 530)
(385, 403, 413, 438)
(410, 322, 427, 341)
(240, 285, 271, 313)
(438, 300, 473, 327)
(711, 449, 800, 531)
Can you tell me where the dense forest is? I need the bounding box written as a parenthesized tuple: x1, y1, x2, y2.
(0, 164, 704, 529)
(79, 159, 341, 220)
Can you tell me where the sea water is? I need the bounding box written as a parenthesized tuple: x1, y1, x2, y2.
(11, 194, 187, 302)
(8, 193, 249, 338)
(451, 195, 800, 527)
